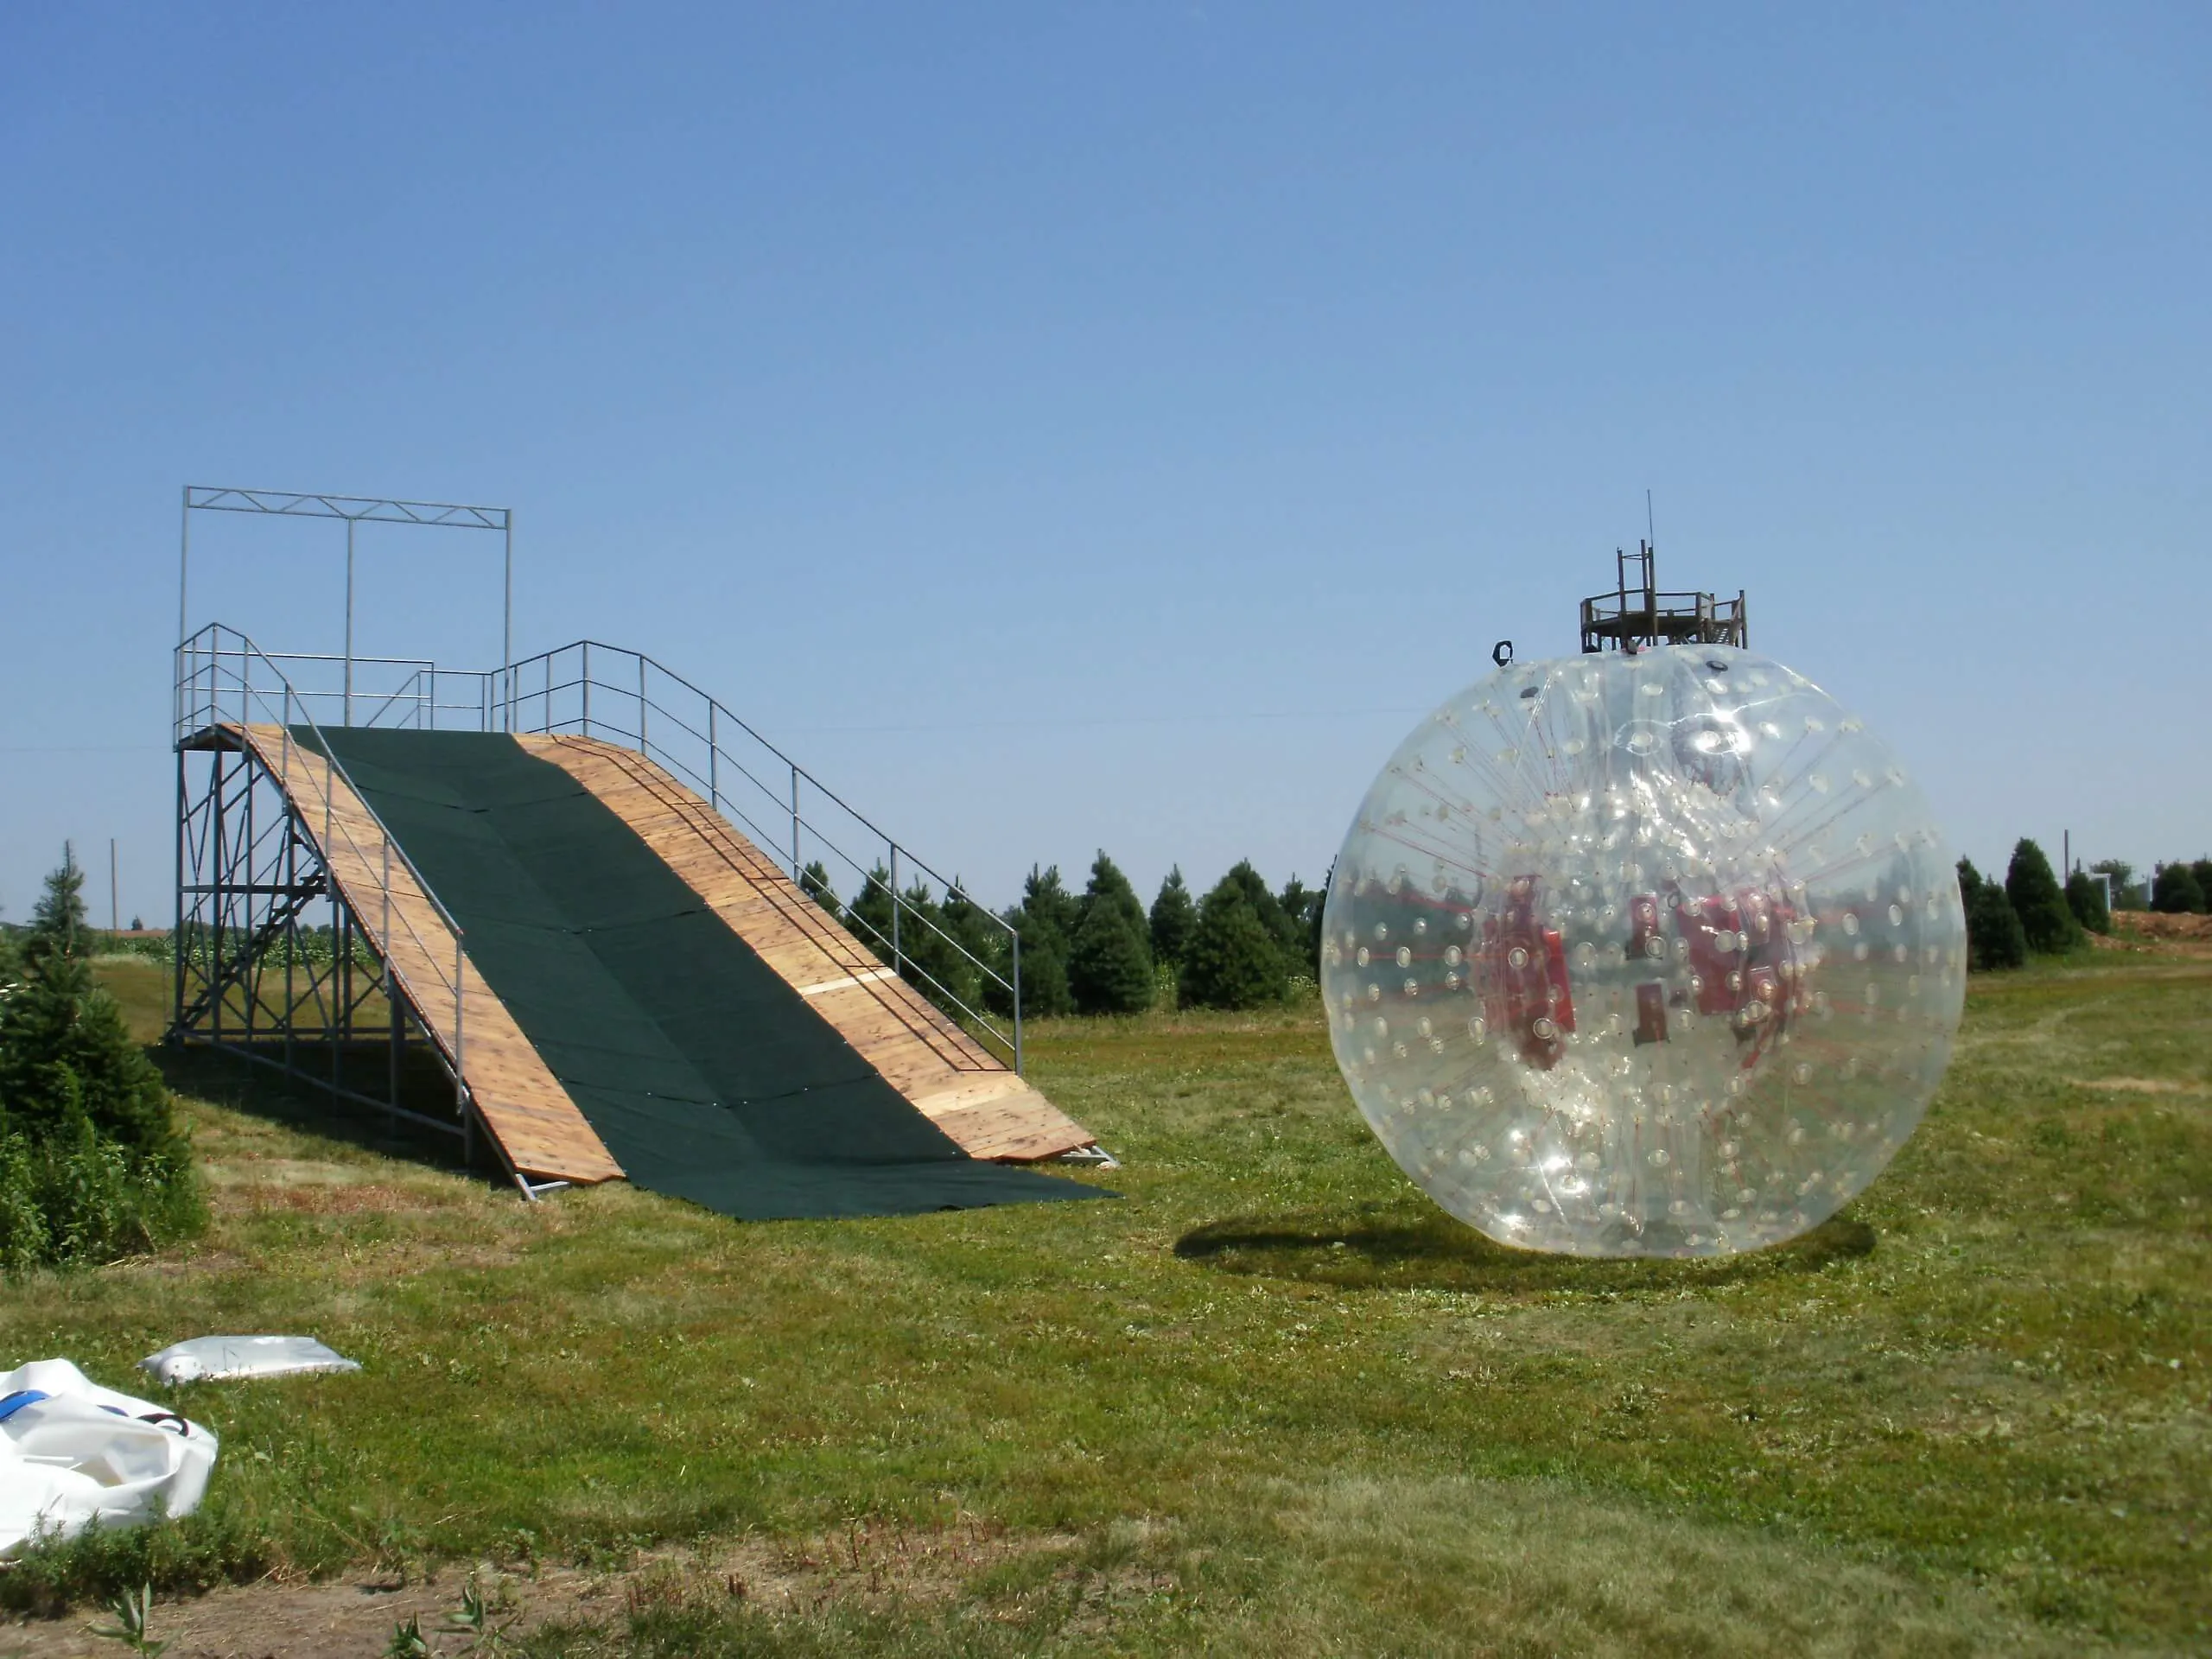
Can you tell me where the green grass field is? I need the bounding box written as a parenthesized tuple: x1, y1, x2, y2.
(3, 950, 2204, 1656)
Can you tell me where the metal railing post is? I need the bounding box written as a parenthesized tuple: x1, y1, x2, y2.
(384, 839, 398, 1109)
(247, 712, 260, 1050)
(638, 655, 648, 753)
(170, 747, 186, 1044)
(1012, 933, 1024, 1074)
(454, 934, 469, 1160)
(582, 643, 591, 736)
(280, 686, 303, 1058)
(343, 519, 355, 727)
(889, 845, 901, 975)
(283, 809, 296, 1076)
(332, 906, 346, 1095)
(209, 748, 225, 1046)
(790, 765, 800, 878)
(708, 702, 719, 810)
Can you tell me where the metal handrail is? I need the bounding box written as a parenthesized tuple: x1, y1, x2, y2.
(176, 645, 451, 732)
(173, 626, 1028, 1074)
(1581, 588, 1745, 617)
(486, 640, 1026, 1071)
(172, 625, 499, 1170)
(175, 627, 467, 970)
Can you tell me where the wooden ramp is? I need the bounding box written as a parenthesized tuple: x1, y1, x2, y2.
(225, 723, 626, 1185)
(215, 722, 1090, 1185)
(519, 734, 1097, 1162)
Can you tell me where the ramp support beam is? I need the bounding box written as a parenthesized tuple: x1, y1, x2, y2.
(170, 740, 483, 1164)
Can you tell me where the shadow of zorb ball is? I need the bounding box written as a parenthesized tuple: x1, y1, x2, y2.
(1320, 645, 1966, 1257)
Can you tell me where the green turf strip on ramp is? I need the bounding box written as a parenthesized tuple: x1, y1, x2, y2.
(305, 728, 1103, 1221)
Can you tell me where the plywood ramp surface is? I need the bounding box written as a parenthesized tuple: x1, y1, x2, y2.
(230, 724, 625, 1185)
(520, 734, 1096, 1162)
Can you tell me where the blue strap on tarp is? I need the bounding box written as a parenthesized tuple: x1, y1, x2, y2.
(0, 1389, 51, 1422)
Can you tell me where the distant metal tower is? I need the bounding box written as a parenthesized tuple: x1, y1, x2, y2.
(1579, 541, 1747, 654)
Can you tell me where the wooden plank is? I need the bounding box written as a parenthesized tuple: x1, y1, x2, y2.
(925, 1090, 1094, 1162)
(523, 734, 1099, 1162)
(232, 724, 625, 1185)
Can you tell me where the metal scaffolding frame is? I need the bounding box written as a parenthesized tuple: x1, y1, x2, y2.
(169, 732, 499, 1150)
(177, 486, 514, 729)
(168, 485, 1027, 1197)
(170, 627, 566, 1200)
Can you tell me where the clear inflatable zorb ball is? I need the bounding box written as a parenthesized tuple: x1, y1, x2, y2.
(1320, 645, 1966, 1257)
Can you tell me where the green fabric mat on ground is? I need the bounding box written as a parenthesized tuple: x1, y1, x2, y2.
(304, 728, 1102, 1221)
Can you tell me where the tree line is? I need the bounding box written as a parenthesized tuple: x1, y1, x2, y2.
(1957, 846, 2212, 972)
(818, 833, 2199, 1015)
(1956, 838, 2120, 970)
(798, 855, 1327, 1020)
(0, 849, 201, 1270)
(2141, 857, 2212, 916)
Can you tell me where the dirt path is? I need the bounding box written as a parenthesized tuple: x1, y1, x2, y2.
(3, 1565, 608, 1658)
(1, 1521, 1055, 1658)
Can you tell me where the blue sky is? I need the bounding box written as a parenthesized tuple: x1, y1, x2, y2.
(3, 3, 2206, 924)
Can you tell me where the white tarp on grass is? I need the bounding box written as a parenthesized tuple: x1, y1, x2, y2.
(140, 1336, 359, 1386)
(0, 1359, 218, 1558)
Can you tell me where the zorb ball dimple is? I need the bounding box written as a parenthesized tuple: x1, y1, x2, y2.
(1319, 645, 1967, 1257)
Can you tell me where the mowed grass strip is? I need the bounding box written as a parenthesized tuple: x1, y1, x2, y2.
(0, 954, 2202, 1655)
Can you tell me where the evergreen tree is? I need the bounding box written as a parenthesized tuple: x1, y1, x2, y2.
(1961, 868, 2028, 971)
(0, 952, 177, 1158)
(798, 861, 842, 923)
(845, 865, 898, 959)
(894, 880, 974, 1015)
(1181, 872, 1286, 1009)
(1076, 851, 1147, 938)
(2063, 868, 2111, 936)
(24, 846, 87, 975)
(990, 866, 1078, 1019)
(1002, 906, 1073, 1018)
(1309, 859, 1337, 977)
(1148, 868, 1197, 968)
(2152, 861, 2206, 915)
(1018, 865, 1083, 950)
(1069, 852, 1154, 1014)
(1223, 860, 1302, 980)
(940, 879, 1007, 995)
(1277, 872, 1325, 978)
(2195, 861, 2212, 913)
(1973, 885, 2025, 973)
(2005, 838, 2080, 955)
(0, 851, 200, 1269)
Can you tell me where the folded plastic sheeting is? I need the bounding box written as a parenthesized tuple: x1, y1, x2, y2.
(140, 1336, 360, 1385)
(0, 1359, 218, 1557)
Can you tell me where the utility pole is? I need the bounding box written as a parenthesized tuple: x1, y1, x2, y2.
(110, 839, 120, 933)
